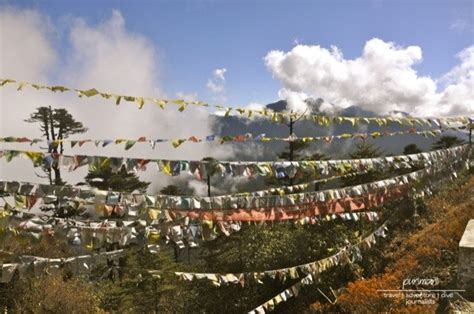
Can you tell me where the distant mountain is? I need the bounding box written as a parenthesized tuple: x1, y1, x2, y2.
(210, 99, 465, 160)
(266, 100, 287, 112)
(340, 105, 379, 117)
(388, 110, 411, 118)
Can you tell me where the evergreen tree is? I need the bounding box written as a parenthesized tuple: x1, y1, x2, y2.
(432, 135, 464, 150)
(403, 143, 422, 155)
(348, 140, 383, 159)
(85, 165, 150, 192)
(342, 140, 384, 186)
(202, 157, 218, 197)
(160, 185, 183, 195)
(278, 139, 311, 161)
(25, 106, 87, 185)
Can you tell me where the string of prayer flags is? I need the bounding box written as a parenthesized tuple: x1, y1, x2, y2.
(0, 170, 361, 213)
(247, 274, 314, 313)
(0, 144, 468, 182)
(0, 211, 148, 249)
(0, 249, 124, 283)
(1, 78, 470, 128)
(0, 128, 451, 150)
(0, 163, 462, 288)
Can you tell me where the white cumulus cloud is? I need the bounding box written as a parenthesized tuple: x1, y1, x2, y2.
(265, 38, 474, 117)
(207, 67, 227, 102)
(213, 68, 227, 81)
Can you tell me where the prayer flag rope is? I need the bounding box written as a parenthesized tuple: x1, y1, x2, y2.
(0, 249, 125, 283)
(0, 144, 467, 182)
(0, 170, 363, 205)
(0, 128, 449, 149)
(0, 78, 470, 128)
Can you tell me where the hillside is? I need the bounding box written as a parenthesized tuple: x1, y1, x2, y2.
(306, 173, 474, 313)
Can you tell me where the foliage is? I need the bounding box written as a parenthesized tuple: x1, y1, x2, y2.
(403, 143, 422, 155)
(25, 107, 88, 147)
(25, 106, 87, 185)
(348, 140, 383, 159)
(432, 135, 464, 150)
(177, 220, 372, 313)
(0, 236, 96, 312)
(85, 165, 150, 192)
(342, 140, 385, 186)
(94, 247, 185, 313)
(278, 139, 311, 161)
(13, 275, 101, 313)
(160, 184, 183, 195)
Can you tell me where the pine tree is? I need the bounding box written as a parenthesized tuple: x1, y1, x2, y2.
(403, 143, 422, 155)
(85, 165, 150, 192)
(25, 106, 87, 185)
(160, 185, 183, 195)
(432, 135, 464, 150)
(342, 140, 384, 186)
(202, 157, 218, 197)
(348, 141, 383, 159)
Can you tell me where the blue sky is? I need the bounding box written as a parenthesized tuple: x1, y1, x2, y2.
(1, 0, 473, 109)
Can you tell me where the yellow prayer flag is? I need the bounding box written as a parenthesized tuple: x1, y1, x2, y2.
(136, 97, 145, 109)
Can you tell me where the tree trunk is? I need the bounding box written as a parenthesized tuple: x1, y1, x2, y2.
(53, 167, 62, 185)
(58, 128, 64, 154)
(41, 115, 53, 184)
(207, 175, 211, 197)
(289, 113, 294, 185)
(48, 106, 62, 185)
(49, 106, 56, 141)
(289, 114, 294, 162)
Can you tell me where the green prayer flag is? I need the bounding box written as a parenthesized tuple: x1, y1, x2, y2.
(124, 140, 136, 150)
(79, 88, 99, 97)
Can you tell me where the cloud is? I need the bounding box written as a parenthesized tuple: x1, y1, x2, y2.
(437, 46, 474, 116)
(175, 91, 198, 102)
(245, 102, 266, 111)
(0, 7, 57, 81)
(65, 10, 162, 97)
(206, 67, 227, 102)
(206, 80, 225, 93)
(265, 38, 474, 117)
(0, 8, 233, 189)
(450, 18, 472, 33)
(277, 89, 309, 112)
(213, 68, 227, 81)
(0, 6, 60, 140)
